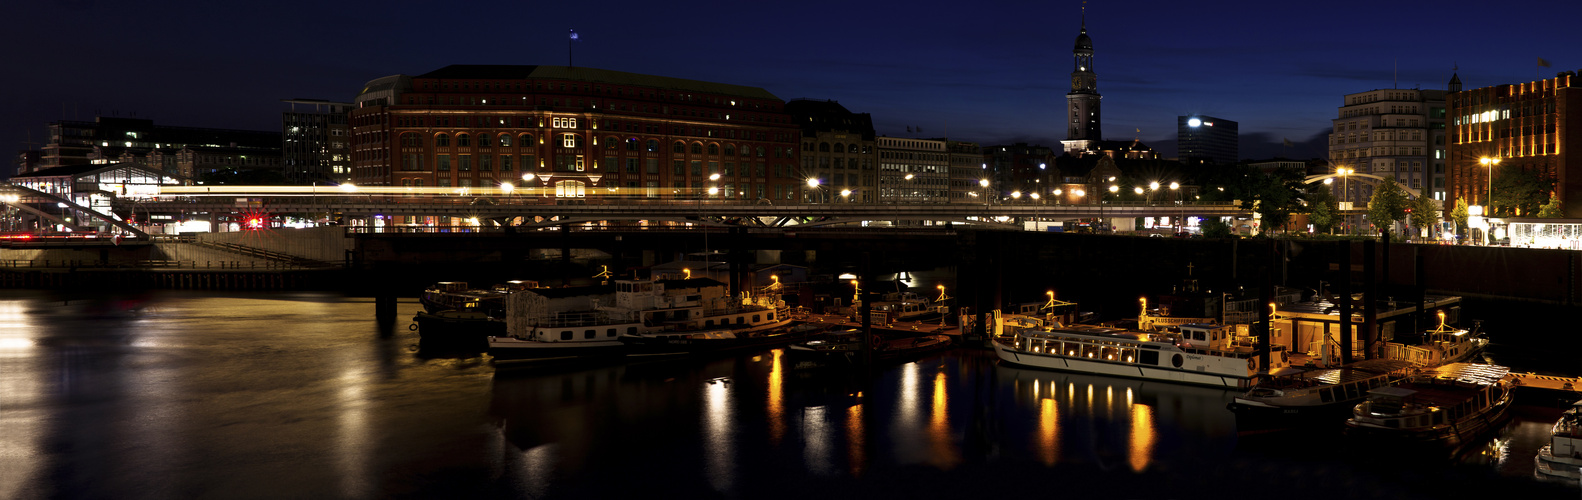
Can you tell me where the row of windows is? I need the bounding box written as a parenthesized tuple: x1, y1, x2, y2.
(419, 79, 778, 111)
(801, 142, 869, 154)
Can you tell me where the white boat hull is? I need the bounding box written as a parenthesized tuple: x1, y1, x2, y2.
(993, 340, 1252, 389)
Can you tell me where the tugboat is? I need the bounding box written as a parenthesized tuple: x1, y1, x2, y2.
(1344, 362, 1514, 458)
(1535, 399, 1582, 482)
(413, 280, 538, 349)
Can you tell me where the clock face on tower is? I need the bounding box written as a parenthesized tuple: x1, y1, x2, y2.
(1072, 76, 1083, 89)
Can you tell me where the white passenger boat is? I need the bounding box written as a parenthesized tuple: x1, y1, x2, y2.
(1344, 362, 1514, 457)
(489, 277, 789, 364)
(1535, 399, 1582, 482)
(992, 319, 1291, 389)
(1228, 358, 1421, 435)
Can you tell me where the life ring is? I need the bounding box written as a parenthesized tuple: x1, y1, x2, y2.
(1248, 358, 1258, 371)
(409, 323, 419, 331)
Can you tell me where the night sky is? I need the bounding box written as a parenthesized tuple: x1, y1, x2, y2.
(7, 0, 1582, 171)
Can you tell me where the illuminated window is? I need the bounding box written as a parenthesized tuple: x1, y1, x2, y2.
(562, 133, 578, 148)
(555, 180, 586, 198)
(500, 134, 512, 147)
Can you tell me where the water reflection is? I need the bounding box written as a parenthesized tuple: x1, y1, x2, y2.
(995, 363, 1237, 471)
(702, 376, 734, 493)
(0, 300, 40, 500)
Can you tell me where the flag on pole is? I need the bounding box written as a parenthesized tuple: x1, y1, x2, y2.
(1283, 138, 1293, 148)
(1538, 57, 1551, 67)
(569, 29, 579, 41)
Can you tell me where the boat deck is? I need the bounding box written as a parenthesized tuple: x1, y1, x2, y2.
(793, 313, 960, 337)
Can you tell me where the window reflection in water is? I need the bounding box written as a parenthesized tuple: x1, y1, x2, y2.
(1037, 396, 1059, 466)
(766, 349, 784, 445)
(846, 403, 865, 477)
(1129, 403, 1156, 472)
(928, 371, 958, 469)
(703, 377, 733, 493)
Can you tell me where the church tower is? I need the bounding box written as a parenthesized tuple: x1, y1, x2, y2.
(1062, 15, 1103, 155)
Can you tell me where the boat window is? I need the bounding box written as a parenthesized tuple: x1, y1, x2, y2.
(1193, 331, 1206, 341)
(1101, 346, 1119, 361)
(1083, 344, 1101, 359)
(767, 312, 774, 321)
(628, 327, 638, 335)
(584, 330, 596, 339)
(752, 314, 761, 322)
(705, 320, 714, 327)
(736, 317, 745, 325)
(1140, 350, 1159, 365)
(607, 328, 616, 338)
(1319, 387, 1334, 403)
(1120, 348, 1136, 363)
(560, 331, 572, 341)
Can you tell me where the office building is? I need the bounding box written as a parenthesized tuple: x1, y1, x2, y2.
(35, 117, 280, 179)
(282, 99, 353, 185)
(1177, 115, 1238, 166)
(1328, 88, 1447, 205)
(876, 137, 948, 203)
(1446, 71, 1582, 217)
(349, 65, 802, 206)
(786, 99, 876, 203)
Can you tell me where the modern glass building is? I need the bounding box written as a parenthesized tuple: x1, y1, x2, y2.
(1177, 115, 1238, 166)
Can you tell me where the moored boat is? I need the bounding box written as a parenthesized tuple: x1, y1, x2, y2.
(1228, 358, 1421, 435)
(489, 276, 790, 365)
(785, 329, 953, 368)
(1535, 399, 1582, 482)
(1343, 362, 1514, 458)
(414, 280, 537, 348)
(993, 319, 1291, 389)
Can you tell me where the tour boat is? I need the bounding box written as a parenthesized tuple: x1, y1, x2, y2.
(1343, 362, 1514, 457)
(1535, 399, 1582, 482)
(489, 277, 788, 364)
(1228, 358, 1422, 435)
(992, 319, 1291, 389)
(1376, 312, 1488, 367)
(784, 329, 954, 368)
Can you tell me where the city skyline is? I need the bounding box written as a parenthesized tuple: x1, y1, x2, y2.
(7, 0, 1582, 174)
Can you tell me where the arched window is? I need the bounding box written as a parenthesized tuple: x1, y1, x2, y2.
(626, 138, 639, 151)
(647, 140, 659, 152)
(477, 133, 492, 147)
(739, 144, 750, 156)
(672, 141, 685, 154)
(755, 146, 764, 157)
(832, 143, 844, 153)
(690, 143, 703, 154)
(520, 133, 534, 146)
(707, 143, 719, 155)
(605, 136, 618, 150)
(499, 134, 512, 147)
(848, 144, 859, 153)
(819, 142, 830, 152)
(724, 144, 736, 156)
(457, 134, 470, 147)
(435, 133, 450, 147)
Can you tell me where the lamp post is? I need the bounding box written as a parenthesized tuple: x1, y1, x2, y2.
(1030, 192, 1040, 231)
(1169, 182, 1181, 233)
(1479, 157, 1500, 217)
(979, 179, 991, 208)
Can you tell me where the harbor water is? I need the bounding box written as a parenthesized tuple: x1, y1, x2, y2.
(0, 290, 1575, 499)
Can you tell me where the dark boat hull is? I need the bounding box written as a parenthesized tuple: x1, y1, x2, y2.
(413, 310, 502, 351)
(1228, 399, 1357, 435)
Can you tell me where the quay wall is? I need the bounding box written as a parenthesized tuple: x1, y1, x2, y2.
(197, 226, 350, 263)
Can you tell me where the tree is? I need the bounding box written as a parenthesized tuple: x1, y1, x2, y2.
(1201, 217, 1233, 238)
(1450, 198, 1470, 239)
(1365, 178, 1409, 235)
(1408, 195, 1439, 241)
(1538, 196, 1564, 218)
(1244, 167, 1307, 235)
(1305, 184, 1339, 234)
(1490, 164, 1552, 217)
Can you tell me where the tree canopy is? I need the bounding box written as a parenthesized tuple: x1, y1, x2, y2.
(1365, 178, 1409, 235)
(1407, 195, 1439, 241)
(1490, 164, 1552, 217)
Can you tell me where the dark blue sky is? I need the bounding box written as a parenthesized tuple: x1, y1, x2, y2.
(7, 0, 1581, 167)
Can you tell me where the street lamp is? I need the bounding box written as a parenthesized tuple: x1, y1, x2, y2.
(1104, 184, 1118, 233)
(1479, 157, 1500, 216)
(806, 177, 822, 204)
(1030, 192, 1041, 231)
(840, 189, 852, 203)
(979, 178, 991, 207)
(1148, 181, 1160, 203)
